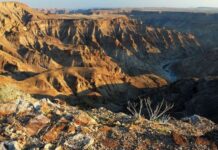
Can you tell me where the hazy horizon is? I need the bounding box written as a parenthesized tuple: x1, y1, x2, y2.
(1, 0, 218, 9)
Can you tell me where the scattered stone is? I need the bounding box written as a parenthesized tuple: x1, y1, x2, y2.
(59, 117, 69, 123)
(15, 99, 33, 114)
(101, 138, 119, 149)
(24, 137, 44, 149)
(64, 134, 94, 149)
(0, 103, 17, 116)
(43, 124, 66, 143)
(33, 101, 41, 112)
(44, 143, 53, 150)
(26, 114, 50, 136)
(107, 129, 119, 139)
(74, 112, 97, 126)
(40, 101, 53, 114)
(99, 126, 111, 134)
(0, 99, 33, 116)
(68, 124, 76, 134)
(182, 115, 215, 126)
(81, 126, 92, 134)
(0, 91, 216, 149)
(172, 131, 188, 146)
(64, 113, 74, 121)
(55, 145, 63, 150)
(0, 141, 22, 150)
(195, 137, 210, 146)
(182, 115, 215, 132)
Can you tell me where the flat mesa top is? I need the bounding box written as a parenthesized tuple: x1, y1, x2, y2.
(46, 13, 128, 20)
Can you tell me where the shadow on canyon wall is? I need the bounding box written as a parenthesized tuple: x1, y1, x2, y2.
(32, 77, 218, 123)
(138, 77, 218, 123)
(32, 82, 151, 112)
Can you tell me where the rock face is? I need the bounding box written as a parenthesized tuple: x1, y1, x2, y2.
(0, 2, 217, 149)
(0, 2, 203, 108)
(140, 77, 218, 123)
(170, 51, 218, 78)
(128, 10, 218, 50)
(127, 10, 218, 80)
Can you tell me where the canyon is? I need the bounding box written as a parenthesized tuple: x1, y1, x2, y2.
(0, 2, 217, 119)
(0, 2, 217, 149)
(0, 2, 218, 118)
(0, 2, 201, 107)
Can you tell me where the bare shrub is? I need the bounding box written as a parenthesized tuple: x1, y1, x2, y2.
(127, 98, 143, 120)
(144, 98, 174, 121)
(127, 97, 174, 122)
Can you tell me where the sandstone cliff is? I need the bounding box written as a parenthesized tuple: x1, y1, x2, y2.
(0, 3, 202, 107)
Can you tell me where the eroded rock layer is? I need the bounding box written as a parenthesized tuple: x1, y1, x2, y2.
(0, 2, 203, 109)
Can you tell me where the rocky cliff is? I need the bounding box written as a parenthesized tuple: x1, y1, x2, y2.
(0, 2, 203, 110)
(128, 10, 218, 50)
(0, 2, 218, 149)
(138, 77, 218, 123)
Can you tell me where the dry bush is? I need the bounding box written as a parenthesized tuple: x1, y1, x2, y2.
(127, 98, 143, 120)
(144, 98, 174, 121)
(127, 97, 174, 123)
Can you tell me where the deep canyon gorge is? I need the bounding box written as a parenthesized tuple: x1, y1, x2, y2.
(0, 2, 217, 149)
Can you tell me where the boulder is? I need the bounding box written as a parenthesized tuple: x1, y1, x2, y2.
(0, 99, 33, 116)
(182, 115, 215, 132)
(74, 112, 97, 126)
(43, 124, 66, 143)
(172, 131, 188, 146)
(26, 114, 50, 136)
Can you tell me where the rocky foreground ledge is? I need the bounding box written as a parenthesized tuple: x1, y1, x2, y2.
(0, 97, 217, 150)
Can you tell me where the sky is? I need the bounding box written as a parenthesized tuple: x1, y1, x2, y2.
(1, 0, 218, 9)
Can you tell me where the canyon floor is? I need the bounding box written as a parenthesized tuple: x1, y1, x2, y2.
(0, 2, 218, 149)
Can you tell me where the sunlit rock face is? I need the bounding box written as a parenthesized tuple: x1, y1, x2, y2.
(0, 2, 218, 149)
(0, 2, 203, 109)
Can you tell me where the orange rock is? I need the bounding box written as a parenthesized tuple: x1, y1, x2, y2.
(0, 103, 16, 116)
(26, 115, 50, 136)
(211, 142, 218, 150)
(102, 138, 119, 149)
(172, 131, 188, 146)
(81, 126, 92, 134)
(40, 102, 52, 114)
(74, 112, 97, 126)
(67, 124, 76, 134)
(59, 117, 69, 123)
(195, 137, 210, 145)
(43, 124, 65, 143)
(99, 126, 111, 133)
(135, 140, 148, 150)
(129, 124, 141, 131)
